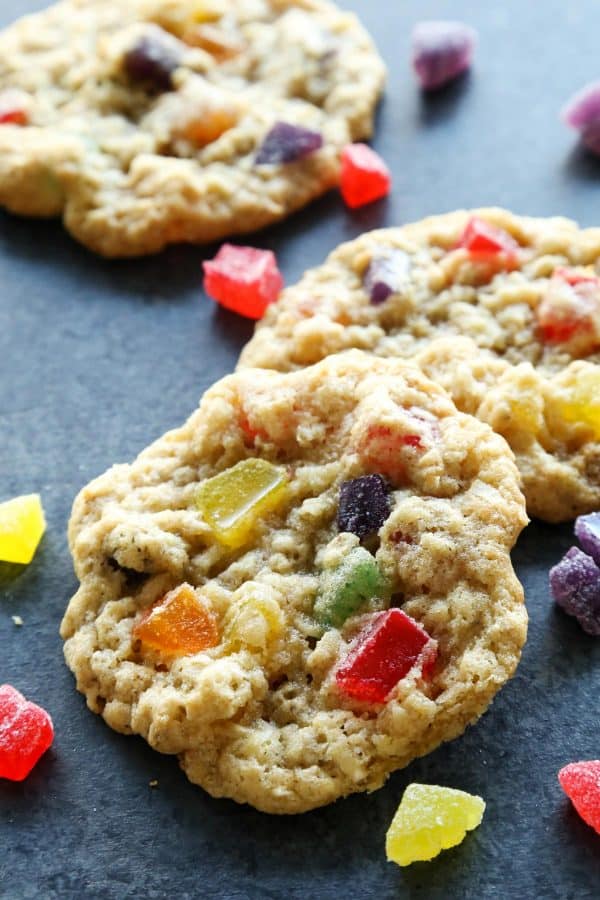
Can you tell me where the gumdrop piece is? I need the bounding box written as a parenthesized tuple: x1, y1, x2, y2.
(553, 368, 600, 439)
(575, 512, 600, 566)
(554, 266, 599, 287)
(457, 217, 520, 264)
(411, 20, 477, 90)
(124, 33, 181, 91)
(340, 144, 391, 209)
(549, 546, 600, 636)
(337, 475, 391, 539)
(181, 106, 239, 146)
(0, 89, 30, 125)
(363, 251, 411, 305)
(335, 608, 437, 703)
(133, 583, 219, 655)
(196, 458, 289, 548)
(0, 685, 54, 781)
(559, 761, 600, 833)
(224, 590, 285, 653)
(314, 547, 387, 628)
(561, 82, 600, 155)
(386, 783, 485, 866)
(0, 494, 46, 565)
(537, 270, 600, 346)
(357, 409, 439, 485)
(203, 244, 284, 319)
(182, 24, 243, 60)
(255, 122, 323, 165)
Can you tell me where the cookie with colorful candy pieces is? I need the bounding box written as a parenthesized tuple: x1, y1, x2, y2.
(62, 351, 527, 813)
(239, 208, 600, 522)
(0, 0, 384, 256)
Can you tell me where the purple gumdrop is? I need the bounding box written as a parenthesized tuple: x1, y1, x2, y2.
(124, 34, 181, 92)
(575, 512, 600, 565)
(363, 251, 411, 305)
(338, 474, 391, 539)
(549, 546, 600, 636)
(255, 122, 323, 165)
(411, 20, 477, 90)
(561, 81, 600, 131)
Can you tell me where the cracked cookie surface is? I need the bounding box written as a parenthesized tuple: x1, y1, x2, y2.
(62, 351, 527, 813)
(0, 0, 384, 256)
(240, 208, 600, 522)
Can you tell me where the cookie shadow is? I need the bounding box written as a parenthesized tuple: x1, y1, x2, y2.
(562, 142, 600, 182)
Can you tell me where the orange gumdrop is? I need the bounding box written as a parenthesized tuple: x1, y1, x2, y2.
(133, 584, 219, 656)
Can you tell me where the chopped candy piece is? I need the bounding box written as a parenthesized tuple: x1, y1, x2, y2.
(549, 546, 600, 635)
(255, 122, 323, 166)
(182, 24, 242, 59)
(559, 761, 600, 833)
(314, 547, 387, 628)
(203, 244, 284, 319)
(553, 368, 600, 438)
(337, 475, 391, 539)
(225, 591, 285, 653)
(554, 266, 599, 287)
(181, 106, 239, 146)
(562, 82, 600, 155)
(335, 608, 437, 703)
(537, 270, 600, 347)
(0, 493, 46, 565)
(340, 144, 391, 209)
(363, 251, 411, 305)
(575, 512, 600, 566)
(196, 458, 288, 548)
(358, 410, 438, 484)
(124, 33, 181, 91)
(133, 583, 219, 655)
(457, 217, 520, 263)
(411, 20, 477, 90)
(0, 685, 54, 781)
(386, 783, 485, 866)
(0, 88, 30, 125)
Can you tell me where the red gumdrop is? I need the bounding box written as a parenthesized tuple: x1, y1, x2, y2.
(335, 608, 437, 704)
(0, 90, 29, 126)
(457, 217, 520, 262)
(202, 244, 284, 319)
(559, 761, 600, 833)
(0, 685, 54, 781)
(554, 266, 599, 287)
(340, 144, 391, 209)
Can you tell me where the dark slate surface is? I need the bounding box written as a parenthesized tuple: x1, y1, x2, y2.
(1, 1, 600, 897)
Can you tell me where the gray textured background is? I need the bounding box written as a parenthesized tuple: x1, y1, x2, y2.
(2, 1, 600, 898)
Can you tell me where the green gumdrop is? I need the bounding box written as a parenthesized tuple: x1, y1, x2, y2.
(313, 546, 386, 628)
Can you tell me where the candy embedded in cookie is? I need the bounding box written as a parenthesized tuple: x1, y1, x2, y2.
(0, 1, 385, 255)
(239, 209, 600, 522)
(62, 352, 527, 813)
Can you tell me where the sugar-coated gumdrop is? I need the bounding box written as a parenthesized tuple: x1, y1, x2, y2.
(386, 783, 485, 866)
(575, 512, 600, 566)
(224, 590, 285, 653)
(181, 105, 239, 147)
(335, 608, 437, 703)
(340, 144, 391, 209)
(314, 546, 387, 628)
(358, 409, 438, 484)
(196, 458, 288, 548)
(553, 368, 600, 439)
(0, 493, 46, 565)
(0, 89, 30, 125)
(124, 33, 181, 91)
(203, 244, 284, 319)
(0, 685, 54, 781)
(255, 122, 323, 165)
(337, 475, 391, 539)
(549, 546, 600, 636)
(133, 583, 219, 655)
(537, 270, 600, 347)
(363, 251, 411, 305)
(457, 217, 520, 263)
(559, 761, 600, 833)
(562, 82, 600, 155)
(411, 20, 477, 90)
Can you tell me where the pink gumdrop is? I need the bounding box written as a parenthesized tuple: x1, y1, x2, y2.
(411, 20, 477, 90)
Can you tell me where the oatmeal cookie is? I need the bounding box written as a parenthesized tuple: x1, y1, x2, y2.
(240, 208, 600, 521)
(62, 351, 527, 813)
(0, 0, 385, 256)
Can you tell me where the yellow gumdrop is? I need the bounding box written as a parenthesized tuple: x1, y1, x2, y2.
(0, 494, 46, 564)
(224, 588, 285, 654)
(553, 368, 600, 438)
(385, 783, 485, 867)
(196, 459, 288, 549)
